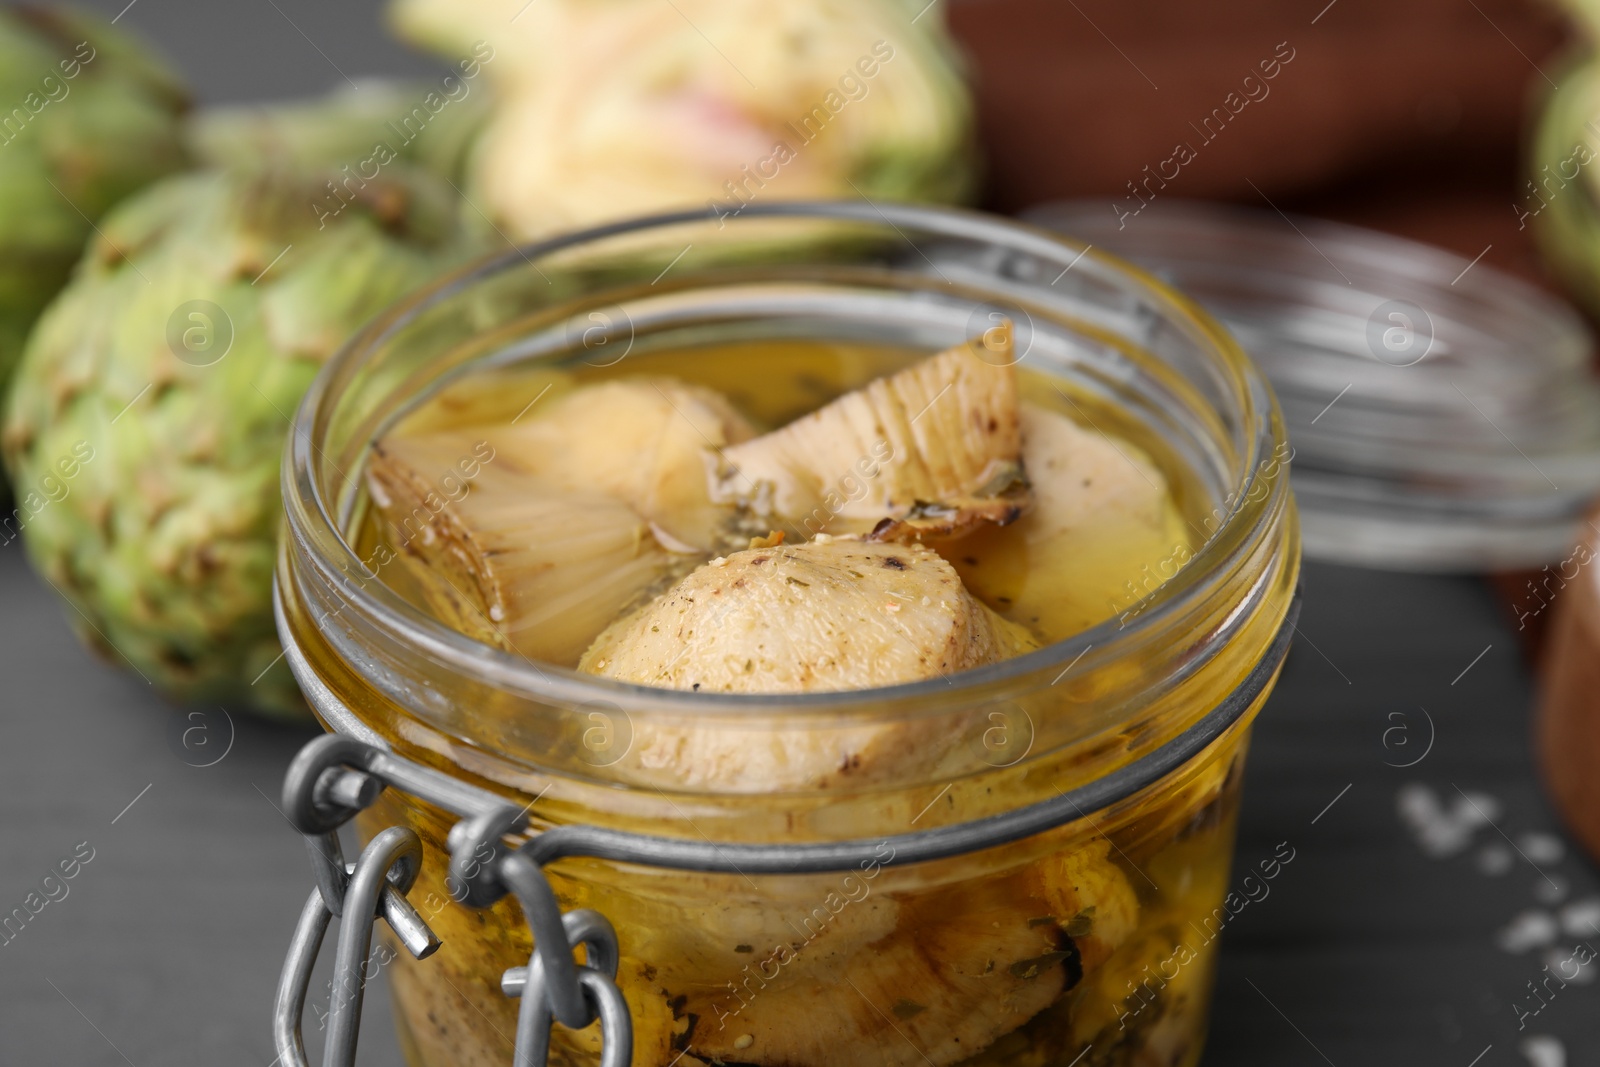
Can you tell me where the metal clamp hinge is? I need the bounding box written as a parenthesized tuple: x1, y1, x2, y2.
(272, 737, 632, 1067)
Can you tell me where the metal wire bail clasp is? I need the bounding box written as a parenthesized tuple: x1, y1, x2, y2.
(273, 738, 443, 1067)
(499, 857, 632, 1067)
(447, 808, 634, 1067)
(273, 734, 634, 1067)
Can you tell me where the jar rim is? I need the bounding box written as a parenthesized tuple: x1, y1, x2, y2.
(282, 199, 1290, 718)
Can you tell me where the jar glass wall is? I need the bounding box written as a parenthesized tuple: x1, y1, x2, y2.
(277, 203, 1300, 1067)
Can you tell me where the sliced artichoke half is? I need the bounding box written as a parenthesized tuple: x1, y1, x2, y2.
(366, 377, 755, 663)
(709, 323, 1031, 544)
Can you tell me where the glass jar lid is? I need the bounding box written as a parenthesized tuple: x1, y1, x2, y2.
(1026, 198, 1600, 571)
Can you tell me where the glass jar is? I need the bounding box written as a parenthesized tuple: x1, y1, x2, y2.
(276, 202, 1300, 1067)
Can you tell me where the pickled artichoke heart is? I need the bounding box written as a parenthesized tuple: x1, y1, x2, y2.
(1060, 916, 1214, 1063)
(1027, 838, 1142, 975)
(579, 539, 1039, 789)
(1529, 54, 1600, 315)
(478, 378, 757, 551)
(583, 539, 1036, 691)
(1, 166, 465, 716)
(189, 78, 493, 186)
(389, 0, 975, 239)
(947, 401, 1185, 642)
(0, 7, 189, 410)
(372, 478, 673, 665)
(712, 330, 1028, 544)
(582, 842, 1139, 1067)
(366, 378, 757, 664)
(687, 881, 1084, 1067)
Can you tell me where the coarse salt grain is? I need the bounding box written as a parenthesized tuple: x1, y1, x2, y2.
(1521, 831, 1566, 865)
(1496, 909, 1558, 954)
(1520, 1035, 1566, 1067)
(1561, 897, 1600, 937)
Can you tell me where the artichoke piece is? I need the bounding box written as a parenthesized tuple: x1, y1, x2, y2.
(586, 864, 903, 1067)
(0, 7, 190, 410)
(390, 366, 574, 437)
(689, 886, 1073, 1067)
(479, 378, 757, 552)
(620, 845, 1137, 1067)
(579, 539, 1038, 790)
(367, 377, 756, 663)
(368, 442, 678, 665)
(1027, 838, 1141, 976)
(710, 328, 1028, 543)
(1, 165, 467, 715)
(581, 539, 1036, 694)
(954, 403, 1185, 639)
(389, 0, 976, 239)
(397, 377, 755, 550)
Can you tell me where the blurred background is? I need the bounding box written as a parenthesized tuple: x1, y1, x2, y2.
(1, 0, 1598, 1064)
(56, 0, 1571, 258)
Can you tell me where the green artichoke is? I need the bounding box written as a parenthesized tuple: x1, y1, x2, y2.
(1555, 0, 1600, 47)
(0, 6, 189, 406)
(189, 78, 493, 186)
(1527, 50, 1600, 315)
(388, 0, 976, 240)
(1, 165, 468, 716)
